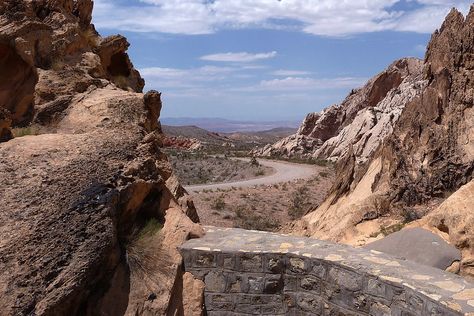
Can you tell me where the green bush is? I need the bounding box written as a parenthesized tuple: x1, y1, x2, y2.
(12, 126, 39, 138)
(211, 195, 226, 210)
(234, 206, 279, 232)
(254, 169, 265, 177)
(288, 187, 311, 220)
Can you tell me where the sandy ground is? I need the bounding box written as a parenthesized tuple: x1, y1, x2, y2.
(188, 161, 334, 232)
(167, 151, 273, 186)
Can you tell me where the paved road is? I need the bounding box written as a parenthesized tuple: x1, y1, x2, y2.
(184, 158, 318, 192)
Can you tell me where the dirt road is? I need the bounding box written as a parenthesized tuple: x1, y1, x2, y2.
(184, 158, 318, 192)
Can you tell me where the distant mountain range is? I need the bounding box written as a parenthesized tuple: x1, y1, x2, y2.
(162, 125, 297, 149)
(161, 117, 301, 133)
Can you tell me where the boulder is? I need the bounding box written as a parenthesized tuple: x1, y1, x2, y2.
(364, 228, 461, 270)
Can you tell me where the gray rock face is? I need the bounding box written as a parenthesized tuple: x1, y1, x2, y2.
(364, 228, 462, 270)
(254, 58, 424, 162)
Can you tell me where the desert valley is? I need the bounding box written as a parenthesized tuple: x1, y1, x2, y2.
(1, 0, 474, 315)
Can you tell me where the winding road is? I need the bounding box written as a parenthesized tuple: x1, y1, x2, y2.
(184, 158, 319, 192)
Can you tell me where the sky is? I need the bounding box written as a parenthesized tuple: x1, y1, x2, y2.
(92, 0, 472, 121)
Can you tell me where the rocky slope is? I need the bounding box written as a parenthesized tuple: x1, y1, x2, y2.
(0, 1, 202, 315)
(255, 58, 425, 164)
(298, 8, 474, 279)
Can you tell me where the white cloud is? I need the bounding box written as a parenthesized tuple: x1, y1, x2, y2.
(200, 51, 277, 62)
(93, 0, 472, 37)
(272, 70, 312, 76)
(394, 3, 471, 33)
(233, 76, 368, 92)
(140, 65, 236, 89)
(260, 77, 367, 91)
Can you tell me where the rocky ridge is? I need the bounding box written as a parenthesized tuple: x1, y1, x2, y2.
(297, 7, 474, 279)
(254, 58, 425, 164)
(0, 0, 202, 315)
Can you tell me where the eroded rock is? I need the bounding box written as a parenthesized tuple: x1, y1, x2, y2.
(0, 0, 201, 315)
(300, 7, 474, 279)
(254, 58, 424, 162)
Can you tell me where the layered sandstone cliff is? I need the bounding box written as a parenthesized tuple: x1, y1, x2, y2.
(299, 7, 474, 279)
(0, 0, 202, 314)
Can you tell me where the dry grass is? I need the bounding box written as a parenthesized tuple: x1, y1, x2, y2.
(52, 59, 66, 71)
(112, 75, 129, 90)
(81, 28, 100, 48)
(12, 126, 40, 138)
(234, 205, 280, 231)
(126, 218, 171, 284)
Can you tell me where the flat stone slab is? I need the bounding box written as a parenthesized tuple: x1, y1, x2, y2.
(180, 227, 474, 315)
(364, 227, 462, 270)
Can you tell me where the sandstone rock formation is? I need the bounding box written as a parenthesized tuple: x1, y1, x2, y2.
(255, 58, 424, 163)
(300, 7, 474, 278)
(0, 0, 202, 314)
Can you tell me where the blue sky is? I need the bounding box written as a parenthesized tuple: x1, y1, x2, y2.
(92, 0, 471, 121)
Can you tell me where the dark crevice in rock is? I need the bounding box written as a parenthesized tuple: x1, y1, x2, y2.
(0, 42, 38, 126)
(108, 52, 132, 78)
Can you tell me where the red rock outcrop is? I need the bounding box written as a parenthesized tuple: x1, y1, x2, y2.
(300, 7, 474, 278)
(0, 0, 202, 314)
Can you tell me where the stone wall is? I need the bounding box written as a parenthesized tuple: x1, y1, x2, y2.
(180, 227, 474, 315)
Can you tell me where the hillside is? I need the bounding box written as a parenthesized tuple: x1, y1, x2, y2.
(162, 124, 296, 151)
(286, 8, 474, 280)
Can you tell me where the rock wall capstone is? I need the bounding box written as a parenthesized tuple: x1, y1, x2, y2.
(180, 227, 474, 315)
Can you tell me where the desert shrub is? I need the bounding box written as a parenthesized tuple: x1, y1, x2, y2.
(51, 58, 65, 71)
(288, 186, 311, 220)
(373, 196, 390, 216)
(80, 27, 100, 48)
(250, 157, 260, 166)
(12, 126, 39, 137)
(380, 223, 405, 236)
(112, 75, 129, 90)
(234, 206, 279, 232)
(126, 218, 170, 283)
(254, 169, 265, 177)
(319, 171, 329, 178)
(211, 195, 226, 210)
(401, 208, 420, 223)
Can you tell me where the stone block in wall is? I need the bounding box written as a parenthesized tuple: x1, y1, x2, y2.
(296, 293, 323, 313)
(310, 259, 327, 279)
(247, 275, 264, 293)
(263, 274, 284, 294)
(327, 266, 364, 292)
(195, 251, 216, 268)
(265, 254, 285, 273)
(217, 253, 236, 270)
(322, 281, 369, 314)
(226, 273, 245, 293)
(287, 256, 310, 274)
(204, 271, 226, 293)
(238, 254, 263, 272)
(300, 275, 322, 294)
(205, 293, 234, 311)
(284, 275, 298, 292)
